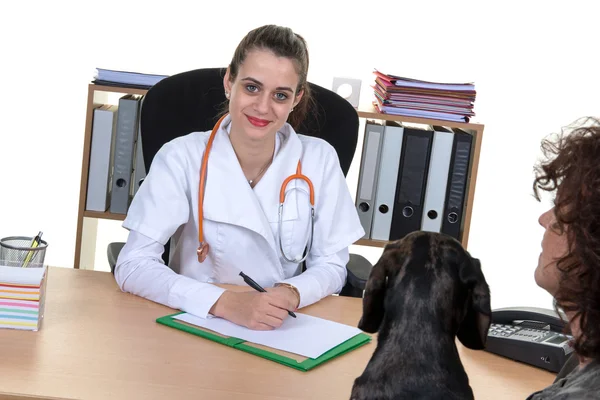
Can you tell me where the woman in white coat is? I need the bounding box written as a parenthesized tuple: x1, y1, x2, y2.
(115, 24, 364, 331)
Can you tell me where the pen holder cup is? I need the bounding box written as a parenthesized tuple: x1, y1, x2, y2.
(0, 236, 48, 268)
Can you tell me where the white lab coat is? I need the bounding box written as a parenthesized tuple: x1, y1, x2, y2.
(115, 114, 364, 318)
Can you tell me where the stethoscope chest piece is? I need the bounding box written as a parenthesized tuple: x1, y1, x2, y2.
(197, 242, 209, 263)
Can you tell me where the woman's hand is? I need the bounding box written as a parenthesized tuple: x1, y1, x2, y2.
(265, 286, 300, 310)
(210, 289, 297, 330)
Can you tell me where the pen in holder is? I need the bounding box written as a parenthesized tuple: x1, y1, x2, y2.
(0, 234, 48, 268)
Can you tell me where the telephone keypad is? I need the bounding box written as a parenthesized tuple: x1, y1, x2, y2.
(488, 323, 550, 342)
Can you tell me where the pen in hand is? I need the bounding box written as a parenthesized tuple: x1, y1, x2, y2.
(239, 271, 297, 318)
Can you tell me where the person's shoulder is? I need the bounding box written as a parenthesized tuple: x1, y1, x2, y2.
(296, 133, 332, 149)
(576, 360, 600, 388)
(296, 133, 338, 163)
(542, 360, 600, 399)
(162, 130, 209, 152)
(157, 130, 210, 161)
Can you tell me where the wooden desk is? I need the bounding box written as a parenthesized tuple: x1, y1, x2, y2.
(0, 267, 554, 400)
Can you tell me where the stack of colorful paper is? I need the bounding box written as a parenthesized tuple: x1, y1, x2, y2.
(0, 265, 47, 331)
(372, 69, 477, 123)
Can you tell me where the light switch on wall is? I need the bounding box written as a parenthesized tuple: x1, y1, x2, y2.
(332, 77, 362, 108)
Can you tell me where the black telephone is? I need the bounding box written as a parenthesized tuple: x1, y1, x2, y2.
(484, 307, 574, 373)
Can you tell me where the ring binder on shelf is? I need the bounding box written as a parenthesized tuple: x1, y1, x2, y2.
(371, 123, 404, 241)
(389, 127, 434, 241)
(421, 126, 454, 233)
(441, 129, 474, 240)
(356, 121, 385, 239)
(110, 95, 142, 215)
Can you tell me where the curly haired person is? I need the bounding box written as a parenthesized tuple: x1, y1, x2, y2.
(528, 117, 600, 399)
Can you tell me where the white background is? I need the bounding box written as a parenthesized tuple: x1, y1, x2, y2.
(1, 0, 599, 311)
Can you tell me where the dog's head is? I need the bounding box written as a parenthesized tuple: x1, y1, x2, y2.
(357, 231, 491, 350)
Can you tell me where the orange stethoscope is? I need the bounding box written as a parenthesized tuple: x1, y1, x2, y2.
(196, 114, 315, 264)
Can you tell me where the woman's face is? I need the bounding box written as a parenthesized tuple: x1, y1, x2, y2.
(535, 207, 568, 295)
(224, 48, 303, 142)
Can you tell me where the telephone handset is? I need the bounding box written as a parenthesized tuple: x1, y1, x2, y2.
(484, 307, 574, 373)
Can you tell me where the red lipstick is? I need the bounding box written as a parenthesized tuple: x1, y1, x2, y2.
(246, 115, 270, 128)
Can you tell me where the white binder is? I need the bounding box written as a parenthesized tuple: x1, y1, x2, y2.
(86, 105, 118, 212)
(355, 121, 384, 239)
(421, 126, 454, 233)
(371, 123, 404, 241)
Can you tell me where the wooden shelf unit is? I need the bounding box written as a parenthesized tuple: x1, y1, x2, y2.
(74, 84, 149, 269)
(74, 84, 483, 268)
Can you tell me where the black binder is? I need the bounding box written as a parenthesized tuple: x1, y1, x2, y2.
(441, 129, 473, 240)
(389, 127, 434, 241)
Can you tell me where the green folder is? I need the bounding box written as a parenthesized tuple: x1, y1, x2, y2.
(156, 312, 371, 372)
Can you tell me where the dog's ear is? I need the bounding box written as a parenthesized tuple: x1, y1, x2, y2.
(456, 256, 491, 350)
(357, 252, 394, 333)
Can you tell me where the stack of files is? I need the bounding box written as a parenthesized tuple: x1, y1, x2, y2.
(93, 68, 168, 89)
(372, 69, 476, 123)
(0, 265, 48, 331)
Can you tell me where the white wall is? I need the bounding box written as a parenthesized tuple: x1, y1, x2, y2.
(1, 0, 599, 311)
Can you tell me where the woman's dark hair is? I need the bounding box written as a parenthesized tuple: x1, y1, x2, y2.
(226, 24, 313, 130)
(533, 116, 600, 360)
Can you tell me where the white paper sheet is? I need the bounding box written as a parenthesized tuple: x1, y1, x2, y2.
(0, 265, 46, 285)
(174, 312, 362, 359)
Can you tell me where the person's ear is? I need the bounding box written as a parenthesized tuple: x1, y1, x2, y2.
(292, 89, 304, 109)
(223, 67, 232, 98)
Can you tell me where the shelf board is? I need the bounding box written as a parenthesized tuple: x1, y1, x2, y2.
(353, 238, 388, 248)
(83, 210, 126, 221)
(89, 83, 148, 96)
(356, 105, 484, 131)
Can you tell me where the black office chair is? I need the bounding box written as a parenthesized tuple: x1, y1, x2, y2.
(107, 68, 371, 297)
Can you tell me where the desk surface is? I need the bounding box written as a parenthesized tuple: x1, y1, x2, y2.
(0, 267, 554, 400)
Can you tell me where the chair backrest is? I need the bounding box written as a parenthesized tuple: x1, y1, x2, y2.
(138, 68, 360, 265)
(140, 68, 359, 176)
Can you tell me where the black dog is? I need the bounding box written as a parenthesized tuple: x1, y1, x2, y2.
(350, 231, 491, 400)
